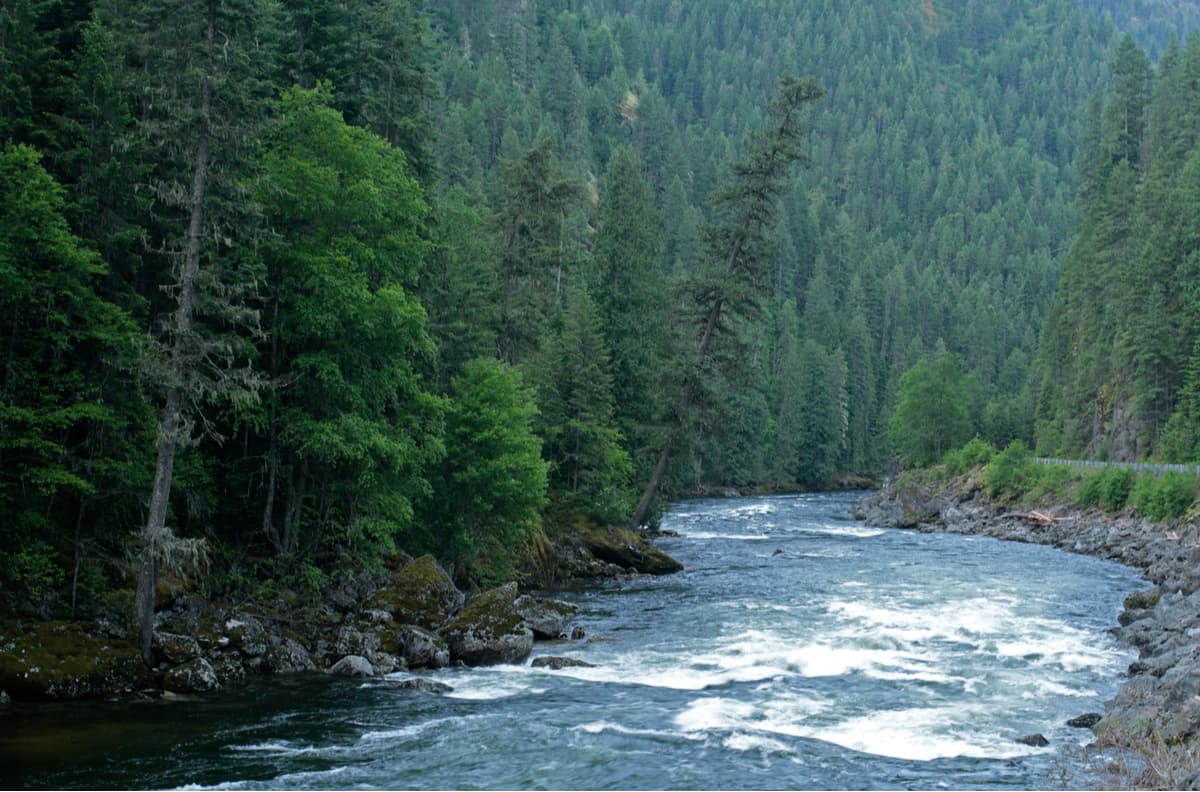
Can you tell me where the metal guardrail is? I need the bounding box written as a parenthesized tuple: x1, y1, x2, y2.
(1033, 457, 1200, 476)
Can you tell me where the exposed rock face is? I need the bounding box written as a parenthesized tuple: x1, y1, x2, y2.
(163, 658, 219, 693)
(514, 595, 578, 640)
(153, 632, 201, 666)
(530, 656, 596, 669)
(440, 583, 534, 666)
(395, 624, 450, 669)
(580, 526, 684, 575)
(264, 638, 316, 674)
(0, 621, 150, 701)
(329, 655, 375, 677)
(366, 556, 465, 630)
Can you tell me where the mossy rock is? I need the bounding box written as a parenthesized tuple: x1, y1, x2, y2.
(514, 595, 578, 640)
(366, 556, 465, 631)
(395, 624, 449, 669)
(581, 526, 683, 575)
(440, 582, 533, 666)
(162, 658, 219, 693)
(1125, 588, 1162, 611)
(0, 621, 151, 701)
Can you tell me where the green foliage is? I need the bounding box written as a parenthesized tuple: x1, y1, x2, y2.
(943, 437, 997, 475)
(1077, 467, 1135, 512)
(1130, 472, 1196, 521)
(890, 351, 975, 468)
(251, 85, 442, 569)
(420, 359, 549, 585)
(986, 440, 1036, 497)
(9, 540, 65, 605)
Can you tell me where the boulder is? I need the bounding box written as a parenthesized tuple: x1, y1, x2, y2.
(570, 626, 586, 640)
(329, 655, 375, 677)
(514, 595, 578, 640)
(334, 623, 382, 658)
(1015, 733, 1049, 747)
(0, 621, 151, 701)
(163, 658, 220, 693)
(264, 638, 316, 674)
(210, 652, 247, 684)
(366, 556, 465, 630)
(224, 615, 269, 658)
(152, 631, 201, 666)
(580, 526, 683, 575)
(1067, 713, 1103, 729)
(395, 624, 450, 669)
(440, 582, 534, 666)
(530, 656, 596, 670)
(385, 678, 453, 694)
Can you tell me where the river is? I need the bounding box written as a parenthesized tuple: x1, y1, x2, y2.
(2, 492, 1144, 789)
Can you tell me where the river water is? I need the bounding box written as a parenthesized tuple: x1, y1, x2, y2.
(3, 492, 1144, 789)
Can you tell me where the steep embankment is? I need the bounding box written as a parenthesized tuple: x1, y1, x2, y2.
(856, 477, 1200, 786)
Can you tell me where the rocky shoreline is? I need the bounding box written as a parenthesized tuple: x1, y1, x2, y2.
(855, 475, 1200, 786)
(0, 524, 682, 703)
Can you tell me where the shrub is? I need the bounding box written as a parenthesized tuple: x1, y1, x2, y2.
(1032, 463, 1075, 499)
(961, 436, 998, 468)
(986, 440, 1034, 497)
(1077, 467, 1135, 513)
(1131, 472, 1196, 522)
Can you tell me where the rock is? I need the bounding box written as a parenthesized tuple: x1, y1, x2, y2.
(1067, 713, 1103, 729)
(1015, 733, 1049, 747)
(210, 652, 246, 684)
(334, 624, 381, 659)
(385, 678, 453, 694)
(440, 582, 534, 666)
(163, 658, 220, 693)
(570, 626, 586, 640)
(395, 625, 450, 669)
(514, 595, 578, 640)
(0, 621, 151, 701)
(328, 655, 375, 677)
(366, 556, 465, 631)
(1125, 588, 1162, 612)
(0, 690, 10, 705)
(530, 656, 596, 670)
(264, 638, 316, 674)
(363, 609, 393, 625)
(224, 615, 269, 658)
(152, 631, 201, 666)
(579, 526, 684, 575)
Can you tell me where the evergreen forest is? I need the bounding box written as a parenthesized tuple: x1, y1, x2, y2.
(2, 0, 1197, 617)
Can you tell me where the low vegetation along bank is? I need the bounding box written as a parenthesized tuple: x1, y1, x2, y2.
(856, 439, 1200, 788)
(0, 526, 681, 705)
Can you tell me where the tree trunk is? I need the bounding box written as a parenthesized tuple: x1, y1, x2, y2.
(626, 297, 724, 529)
(135, 2, 214, 666)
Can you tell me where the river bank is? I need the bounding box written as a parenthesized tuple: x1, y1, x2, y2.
(854, 473, 1200, 787)
(0, 523, 682, 703)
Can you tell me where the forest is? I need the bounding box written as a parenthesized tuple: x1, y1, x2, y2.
(1, 0, 1195, 619)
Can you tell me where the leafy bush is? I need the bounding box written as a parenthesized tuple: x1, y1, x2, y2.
(10, 540, 65, 605)
(1031, 462, 1076, 499)
(986, 440, 1034, 497)
(1130, 472, 1196, 521)
(943, 437, 996, 475)
(1077, 467, 1135, 512)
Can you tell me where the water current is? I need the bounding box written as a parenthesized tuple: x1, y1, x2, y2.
(2, 492, 1146, 789)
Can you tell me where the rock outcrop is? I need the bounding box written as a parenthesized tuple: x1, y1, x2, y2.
(365, 555, 465, 631)
(514, 595, 578, 640)
(440, 583, 534, 666)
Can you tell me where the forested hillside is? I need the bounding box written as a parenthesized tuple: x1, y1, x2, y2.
(1034, 33, 1200, 463)
(1082, 0, 1200, 56)
(0, 0, 1136, 617)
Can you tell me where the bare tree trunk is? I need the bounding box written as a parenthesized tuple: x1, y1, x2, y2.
(135, 2, 214, 666)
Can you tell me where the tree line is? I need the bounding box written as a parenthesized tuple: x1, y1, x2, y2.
(2, 0, 1130, 622)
